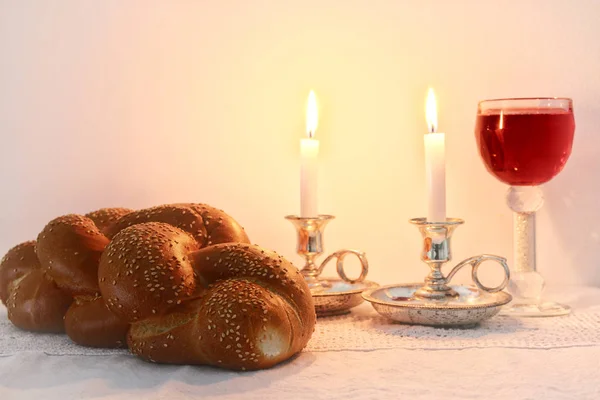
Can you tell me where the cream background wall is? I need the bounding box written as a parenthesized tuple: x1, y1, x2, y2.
(1, 0, 599, 288)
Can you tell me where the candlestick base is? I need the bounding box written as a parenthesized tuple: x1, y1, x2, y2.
(285, 215, 378, 316)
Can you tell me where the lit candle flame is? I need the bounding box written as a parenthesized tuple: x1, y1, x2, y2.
(306, 90, 318, 138)
(425, 88, 438, 133)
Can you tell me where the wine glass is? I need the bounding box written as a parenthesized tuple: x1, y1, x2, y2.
(475, 98, 575, 317)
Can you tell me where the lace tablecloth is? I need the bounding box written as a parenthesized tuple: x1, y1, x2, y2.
(2, 289, 600, 356)
(1, 286, 600, 400)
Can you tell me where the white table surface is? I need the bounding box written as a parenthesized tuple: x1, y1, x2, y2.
(2, 287, 600, 400)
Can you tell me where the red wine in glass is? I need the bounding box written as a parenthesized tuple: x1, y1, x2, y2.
(475, 98, 575, 317)
(475, 109, 575, 186)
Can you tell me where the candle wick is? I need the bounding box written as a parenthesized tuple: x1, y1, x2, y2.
(308, 130, 314, 139)
(428, 124, 436, 134)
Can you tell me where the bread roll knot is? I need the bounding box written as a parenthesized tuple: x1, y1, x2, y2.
(0, 208, 132, 345)
(99, 205, 316, 370)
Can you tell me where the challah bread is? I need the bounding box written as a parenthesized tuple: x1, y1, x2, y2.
(99, 215, 315, 370)
(1, 241, 71, 332)
(190, 244, 314, 318)
(183, 203, 251, 246)
(85, 208, 132, 235)
(127, 280, 302, 369)
(2, 202, 313, 370)
(126, 298, 208, 365)
(99, 222, 201, 322)
(127, 245, 315, 370)
(36, 214, 110, 297)
(6, 269, 72, 333)
(105, 203, 250, 246)
(99, 203, 251, 323)
(35, 211, 133, 346)
(64, 296, 129, 348)
(191, 244, 314, 369)
(1, 208, 132, 344)
(0, 241, 40, 305)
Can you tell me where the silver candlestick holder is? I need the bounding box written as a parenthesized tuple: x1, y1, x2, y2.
(362, 217, 513, 327)
(286, 214, 378, 316)
(409, 218, 510, 300)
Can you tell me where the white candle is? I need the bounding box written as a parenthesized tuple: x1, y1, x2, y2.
(300, 90, 319, 217)
(424, 88, 446, 222)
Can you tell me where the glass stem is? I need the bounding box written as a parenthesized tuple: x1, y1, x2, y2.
(513, 211, 536, 274)
(506, 186, 545, 304)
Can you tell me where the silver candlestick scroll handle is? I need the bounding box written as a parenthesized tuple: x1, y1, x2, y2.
(286, 215, 377, 316)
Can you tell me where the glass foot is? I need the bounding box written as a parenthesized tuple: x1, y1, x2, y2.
(501, 301, 571, 317)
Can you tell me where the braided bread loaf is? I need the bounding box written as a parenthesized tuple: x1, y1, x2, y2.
(98, 204, 316, 370)
(1, 203, 315, 370)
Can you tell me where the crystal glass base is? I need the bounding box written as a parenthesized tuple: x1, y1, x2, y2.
(501, 301, 571, 317)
